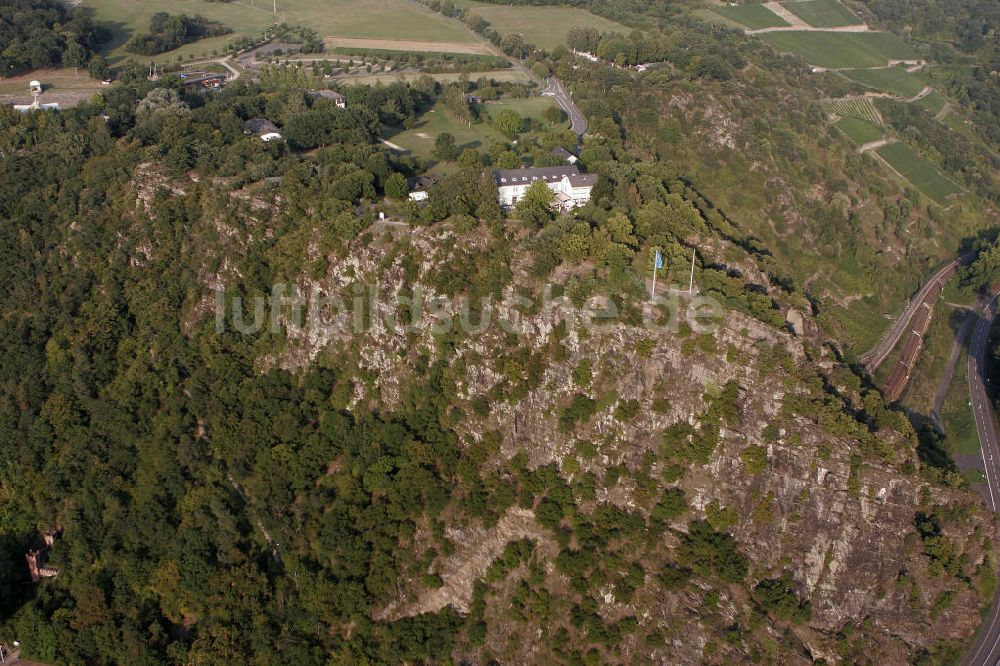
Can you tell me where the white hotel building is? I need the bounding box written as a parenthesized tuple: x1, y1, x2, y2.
(493, 165, 597, 211)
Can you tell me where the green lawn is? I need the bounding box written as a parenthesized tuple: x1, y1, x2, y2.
(710, 4, 790, 29)
(839, 66, 926, 97)
(761, 31, 917, 68)
(82, 0, 473, 63)
(451, 0, 629, 50)
(484, 97, 567, 129)
(835, 117, 883, 144)
(387, 96, 564, 162)
(779, 0, 863, 27)
(876, 142, 961, 205)
(387, 103, 506, 161)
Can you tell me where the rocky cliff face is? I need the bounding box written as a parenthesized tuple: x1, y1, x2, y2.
(166, 180, 995, 663)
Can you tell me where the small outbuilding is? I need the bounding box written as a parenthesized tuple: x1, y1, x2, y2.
(245, 118, 283, 142)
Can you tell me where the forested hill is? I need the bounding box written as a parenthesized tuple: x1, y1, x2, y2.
(1, 0, 999, 663)
(0, 0, 110, 75)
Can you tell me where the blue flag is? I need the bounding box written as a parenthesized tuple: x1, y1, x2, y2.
(654, 251, 663, 269)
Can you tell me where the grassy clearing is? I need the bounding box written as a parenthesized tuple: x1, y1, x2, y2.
(761, 31, 917, 68)
(839, 66, 926, 97)
(387, 96, 563, 161)
(386, 102, 506, 160)
(940, 350, 979, 455)
(483, 97, 566, 128)
(901, 304, 968, 415)
(876, 142, 961, 205)
(451, 0, 629, 50)
(821, 97, 882, 124)
(835, 117, 883, 144)
(710, 4, 790, 29)
(779, 0, 863, 27)
(83, 0, 473, 63)
(915, 89, 947, 115)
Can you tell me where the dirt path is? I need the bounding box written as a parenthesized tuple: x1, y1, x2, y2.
(905, 85, 934, 103)
(761, 2, 809, 28)
(857, 137, 896, 154)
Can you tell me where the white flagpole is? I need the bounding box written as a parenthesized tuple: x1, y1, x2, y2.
(688, 248, 696, 294)
(651, 260, 658, 298)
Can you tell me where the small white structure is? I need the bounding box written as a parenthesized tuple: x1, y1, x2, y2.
(493, 165, 597, 211)
(245, 118, 282, 142)
(13, 80, 59, 113)
(551, 146, 578, 165)
(408, 190, 429, 202)
(571, 50, 599, 63)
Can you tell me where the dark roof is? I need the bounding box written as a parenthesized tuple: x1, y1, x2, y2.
(245, 118, 280, 135)
(551, 146, 575, 160)
(409, 175, 439, 190)
(307, 89, 345, 101)
(493, 165, 596, 188)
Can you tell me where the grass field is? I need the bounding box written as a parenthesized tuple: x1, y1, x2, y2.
(451, 0, 629, 50)
(387, 102, 506, 161)
(779, 0, 862, 27)
(839, 66, 926, 97)
(835, 117, 883, 144)
(710, 4, 790, 29)
(915, 89, 947, 115)
(387, 96, 563, 161)
(821, 97, 882, 124)
(876, 142, 961, 205)
(761, 31, 918, 68)
(82, 0, 473, 63)
(940, 350, 979, 455)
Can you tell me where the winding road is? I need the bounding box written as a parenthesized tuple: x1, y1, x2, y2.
(543, 77, 588, 137)
(962, 290, 1000, 666)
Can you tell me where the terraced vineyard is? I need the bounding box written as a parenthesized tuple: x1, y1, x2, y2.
(761, 31, 917, 68)
(835, 117, 883, 144)
(710, 3, 790, 29)
(821, 97, 883, 124)
(876, 142, 962, 205)
(779, 0, 862, 27)
(839, 66, 926, 98)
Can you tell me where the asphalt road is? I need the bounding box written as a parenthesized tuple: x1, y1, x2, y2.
(544, 78, 588, 137)
(963, 291, 1000, 666)
(861, 255, 969, 374)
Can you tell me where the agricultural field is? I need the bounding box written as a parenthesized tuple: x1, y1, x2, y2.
(779, 0, 862, 27)
(839, 66, 926, 98)
(821, 96, 882, 124)
(81, 0, 473, 63)
(709, 4, 790, 29)
(876, 142, 961, 205)
(835, 117, 883, 144)
(761, 31, 917, 68)
(451, 0, 629, 50)
(339, 69, 532, 86)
